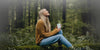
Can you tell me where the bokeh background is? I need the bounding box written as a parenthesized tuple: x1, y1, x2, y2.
(0, 0, 100, 50)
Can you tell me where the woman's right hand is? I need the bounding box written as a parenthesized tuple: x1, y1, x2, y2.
(57, 28, 61, 32)
(56, 26, 61, 32)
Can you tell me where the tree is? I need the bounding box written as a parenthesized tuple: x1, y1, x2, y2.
(34, 0, 38, 25)
(15, 0, 24, 28)
(62, 0, 66, 23)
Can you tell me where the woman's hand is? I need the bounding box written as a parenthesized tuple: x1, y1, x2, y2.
(57, 28, 61, 32)
(56, 26, 61, 32)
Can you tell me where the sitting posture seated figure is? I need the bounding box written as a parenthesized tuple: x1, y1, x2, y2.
(35, 9, 73, 48)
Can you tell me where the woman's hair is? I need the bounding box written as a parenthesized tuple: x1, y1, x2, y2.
(38, 9, 51, 32)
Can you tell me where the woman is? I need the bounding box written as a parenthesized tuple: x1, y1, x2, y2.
(35, 9, 73, 48)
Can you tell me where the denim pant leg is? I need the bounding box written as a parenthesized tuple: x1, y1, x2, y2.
(39, 30, 63, 46)
(56, 30, 63, 45)
(39, 30, 72, 48)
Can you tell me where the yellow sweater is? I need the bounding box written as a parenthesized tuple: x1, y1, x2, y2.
(35, 19, 59, 45)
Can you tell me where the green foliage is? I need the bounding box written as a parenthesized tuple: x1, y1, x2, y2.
(63, 9, 88, 35)
(0, 32, 11, 50)
(10, 26, 35, 46)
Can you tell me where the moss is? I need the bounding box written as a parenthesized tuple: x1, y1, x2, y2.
(74, 43, 100, 50)
(14, 43, 100, 50)
(89, 43, 100, 50)
(14, 45, 69, 50)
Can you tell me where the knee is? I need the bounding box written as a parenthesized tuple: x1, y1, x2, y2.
(57, 34, 63, 38)
(57, 30, 63, 34)
(60, 30, 63, 33)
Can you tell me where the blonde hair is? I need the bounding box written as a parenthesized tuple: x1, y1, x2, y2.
(38, 9, 51, 32)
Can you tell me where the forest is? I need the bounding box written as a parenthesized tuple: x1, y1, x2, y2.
(1, 0, 99, 50)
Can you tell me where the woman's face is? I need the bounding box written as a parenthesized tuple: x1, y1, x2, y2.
(43, 9, 50, 16)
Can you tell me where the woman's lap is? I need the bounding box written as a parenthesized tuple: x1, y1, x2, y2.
(39, 30, 63, 46)
(39, 34, 61, 46)
(39, 30, 72, 47)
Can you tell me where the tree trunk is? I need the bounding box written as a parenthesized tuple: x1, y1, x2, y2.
(62, 0, 66, 23)
(15, 0, 23, 28)
(34, 0, 38, 25)
(28, 0, 31, 26)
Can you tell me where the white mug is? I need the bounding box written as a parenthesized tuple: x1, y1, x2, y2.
(57, 23, 61, 29)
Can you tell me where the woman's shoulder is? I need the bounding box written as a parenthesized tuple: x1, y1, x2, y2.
(37, 19, 44, 24)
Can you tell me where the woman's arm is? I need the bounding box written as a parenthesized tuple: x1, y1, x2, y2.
(37, 20, 59, 37)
